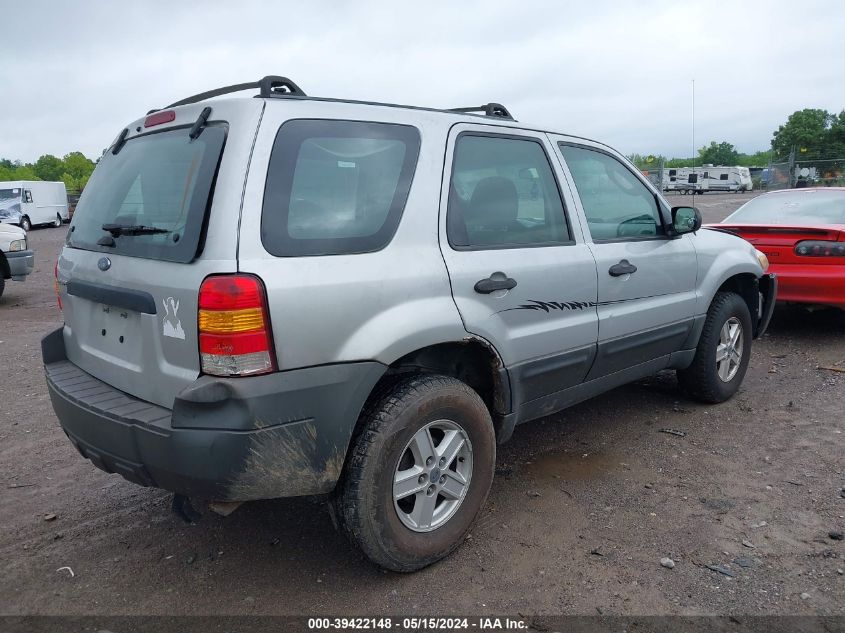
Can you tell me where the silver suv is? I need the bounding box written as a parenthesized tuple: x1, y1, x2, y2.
(42, 77, 776, 571)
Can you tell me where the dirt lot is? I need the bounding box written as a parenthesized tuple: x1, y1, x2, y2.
(2, 192, 843, 618)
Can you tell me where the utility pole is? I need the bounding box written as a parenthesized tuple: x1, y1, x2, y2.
(691, 79, 696, 201)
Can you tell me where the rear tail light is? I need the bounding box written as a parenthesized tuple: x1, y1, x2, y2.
(794, 240, 845, 257)
(197, 274, 276, 376)
(54, 261, 62, 310)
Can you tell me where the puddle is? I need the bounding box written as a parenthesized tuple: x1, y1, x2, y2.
(523, 450, 617, 481)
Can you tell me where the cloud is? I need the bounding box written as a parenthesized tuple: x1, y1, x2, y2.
(1, 0, 843, 162)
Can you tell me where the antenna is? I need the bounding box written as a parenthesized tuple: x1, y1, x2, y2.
(691, 79, 695, 200)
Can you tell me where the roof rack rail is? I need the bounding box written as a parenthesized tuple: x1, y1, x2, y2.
(164, 76, 306, 109)
(448, 103, 514, 121)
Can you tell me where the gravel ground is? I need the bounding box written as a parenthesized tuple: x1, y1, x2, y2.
(1, 192, 843, 617)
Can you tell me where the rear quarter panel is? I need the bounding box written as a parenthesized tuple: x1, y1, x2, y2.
(237, 101, 467, 370)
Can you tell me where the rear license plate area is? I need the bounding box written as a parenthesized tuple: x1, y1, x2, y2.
(91, 303, 142, 356)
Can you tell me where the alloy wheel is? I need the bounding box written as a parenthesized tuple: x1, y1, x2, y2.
(393, 419, 473, 532)
(716, 316, 744, 382)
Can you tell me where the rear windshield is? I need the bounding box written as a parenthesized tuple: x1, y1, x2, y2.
(261, 119, 421, 256)
(724, 191, 845, 226)
(68, 125, 226, 263)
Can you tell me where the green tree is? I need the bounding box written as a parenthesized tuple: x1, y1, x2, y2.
(0, 165, 34, 180)
(771, 109, 831, 158)
(60, 172, 79, 193)
(825, 110, 845, 158)
(698, 141, 739, 165)
(665, 157, 695, 168)
(626, 153, 667, 169)
(33, 154, 65, 181)
(736, 150, 772, 167)
(76, 172, 91, 191)
(62, 151, 95, 180)
(1, 151, 97, 191)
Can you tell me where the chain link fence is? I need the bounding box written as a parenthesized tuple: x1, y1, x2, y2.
(633, 158, 665, 190)
(764, 152, 845, 190)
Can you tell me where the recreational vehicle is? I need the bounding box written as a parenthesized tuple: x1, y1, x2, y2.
(0, 181, 69, 231)
(664, 166, 752, 194)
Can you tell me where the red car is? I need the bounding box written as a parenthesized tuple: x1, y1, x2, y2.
(715, 188, 845, 310)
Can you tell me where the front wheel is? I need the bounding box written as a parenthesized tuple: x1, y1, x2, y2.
(19, 216, 31, 232)
(53, 213, 62, 227)
(336, 374, 495, 572)
(677, 291, 752, 403)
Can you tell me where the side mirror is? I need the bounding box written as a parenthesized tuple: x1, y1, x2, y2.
(671, 206, 702, 235)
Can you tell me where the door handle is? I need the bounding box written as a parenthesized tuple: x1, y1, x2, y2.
(474, 274, 517, 294)
(608, 259, 637, 277)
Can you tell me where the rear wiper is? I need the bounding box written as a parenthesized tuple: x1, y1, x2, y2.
(101, 223, 171, 237)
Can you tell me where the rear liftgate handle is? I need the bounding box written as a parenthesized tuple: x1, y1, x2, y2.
(474, 273, 517, 294)
(608, 259, 637, 277)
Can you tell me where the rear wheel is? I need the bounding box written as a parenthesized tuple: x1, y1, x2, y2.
(19, 216, 31, 232)
(53, 213, 62, 227)
(678, 291, 752, 403)
(337, 374, 495, 572)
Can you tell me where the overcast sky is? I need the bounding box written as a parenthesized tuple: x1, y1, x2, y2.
(2, 0, 844, 163)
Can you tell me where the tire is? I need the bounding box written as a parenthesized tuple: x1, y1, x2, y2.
(336, 374, 495, 572)
(53, 213, 62, 227)
(677, 291, 753, 403)
(0, 276, 5, 299)
(19, 216, 31, 232)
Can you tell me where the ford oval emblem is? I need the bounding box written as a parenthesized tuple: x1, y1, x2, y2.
(98, 257, 111, 271)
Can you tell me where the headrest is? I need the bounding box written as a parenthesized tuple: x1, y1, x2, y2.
(468, 177, 518, 227)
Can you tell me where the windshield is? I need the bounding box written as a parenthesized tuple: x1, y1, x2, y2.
(68, 125, 226, 263)
(724, 191, 845, 226)
(0, 188, 21, 201)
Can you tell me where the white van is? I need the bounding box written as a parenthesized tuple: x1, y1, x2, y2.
(0, 181, 69, 231)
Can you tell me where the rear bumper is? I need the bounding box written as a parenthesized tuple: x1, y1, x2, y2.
(5, 249, 35, 280)
(769, 263, 845, 309)
(42, 328, 385, 501)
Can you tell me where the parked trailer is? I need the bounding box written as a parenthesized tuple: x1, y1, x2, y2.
(0, 181, 69, 231)
(664, 166, 752, 193)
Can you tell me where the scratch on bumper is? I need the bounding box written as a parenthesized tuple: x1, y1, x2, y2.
(225, 420, 344, 500)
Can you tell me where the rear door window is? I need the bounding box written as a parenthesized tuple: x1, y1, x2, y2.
(447, 134, 571, 248)
(68, 125, 226, 263)
(261, 119, 421, 257)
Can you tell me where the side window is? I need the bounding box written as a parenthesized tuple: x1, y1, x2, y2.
(559, 144, 664, 241)
(720, 173, 729, 180)
(23, 190, 33, 203)
(262, 120, 421, 257)
(448, 135, 570, 248)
